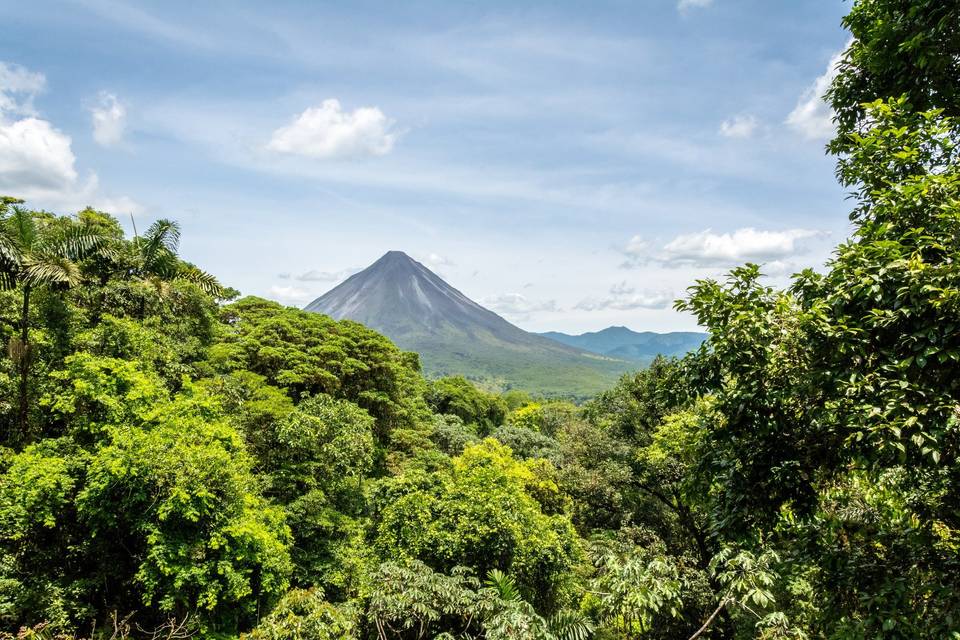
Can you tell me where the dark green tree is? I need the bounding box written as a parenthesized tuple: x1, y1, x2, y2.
(828, 0, 960, 153)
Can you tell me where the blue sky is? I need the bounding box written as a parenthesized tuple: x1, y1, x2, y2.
(1, 0, 853, 332)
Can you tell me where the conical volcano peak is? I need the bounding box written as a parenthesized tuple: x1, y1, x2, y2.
(303, 252, 632, 396)
(375, 250, 416, 265)
(366, 250, 431, 277)
(304, 250, 492, 334)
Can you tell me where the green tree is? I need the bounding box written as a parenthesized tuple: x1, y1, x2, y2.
(828, 0, 960, 153)
(210, 297, 429, 439)
(127, 218, 224, 298)
(374, 440, 580, 611)
(244, 588, 358, 640)
(677, 101, 960, 635)
(267, 394, 376, 591)
(427, 376, 507, 435)
(0, 202, 110, 440)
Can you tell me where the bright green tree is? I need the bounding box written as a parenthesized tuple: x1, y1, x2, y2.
(0, 201, 110, 440)
(375, 440, 580, 611)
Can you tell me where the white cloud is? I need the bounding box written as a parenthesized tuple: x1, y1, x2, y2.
(576, 282, 674, 311)
(482, 292, 560, 321)
(0, 117, 78, 191)
(267, 98, 398, 159)
(0, 61, 138, 214)
(678, 0, 713, 12)
(719, 114, 758, 138)
(624, 235, 650, 258)
(424, 252, 455, 268)
(293, 267, 359, 282)
(786, 43, 850, 140)
(0, 61, 45, 116)
(269, 284, 313, 305)
(660, 227, 826, 267)
(90, 92, 127, 147)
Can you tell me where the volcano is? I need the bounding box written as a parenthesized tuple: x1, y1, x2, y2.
(304, 251, 631, 396)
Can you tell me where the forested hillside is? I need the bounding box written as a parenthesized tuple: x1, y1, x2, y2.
(0, 0, 958, 638)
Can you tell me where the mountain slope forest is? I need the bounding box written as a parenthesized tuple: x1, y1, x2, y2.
(0, 1, 959, 638)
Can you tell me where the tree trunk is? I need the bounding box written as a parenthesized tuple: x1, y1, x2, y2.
(17, 285, 31, 440)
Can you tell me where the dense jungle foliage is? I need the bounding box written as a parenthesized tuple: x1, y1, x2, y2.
(0, 0, 958, 638)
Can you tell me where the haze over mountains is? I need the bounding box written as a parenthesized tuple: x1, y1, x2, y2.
(540, 327, 706, 362)
(304, 251, 699, 396)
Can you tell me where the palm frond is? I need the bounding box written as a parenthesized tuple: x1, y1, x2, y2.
(485, 570, 521, 603)
(0, 269, 16, 290)
(22, 254, 82, 288)
(177, 265, 225, 297)
(548, 611, 595, 640)
(0, 232, 21, 290)
(141, 219, 181, 267)
(0, 231, 21, 265)
(9, 206, 37, 249)
(39, 225, 111, 260)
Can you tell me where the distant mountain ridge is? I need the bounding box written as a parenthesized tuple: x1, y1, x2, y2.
(540, 326, 707, 362)
(304, 251, 634, 397)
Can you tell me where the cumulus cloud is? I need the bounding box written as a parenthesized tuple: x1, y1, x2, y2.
(678, 0, 713, 12)
(0, 117, 79, 191)
(0, 62, 75, 194)
(719, 114, 758, 138)
(90, 91, 127, 147)
(576, 283, 674, 311)
(786, 42, 850, 140)
(619, 227, 828, 271)
(267, 99, 399, 159)
(482, 292, 560, 321)
(0, 61, 137, 214)
(659, 227, 826, 267)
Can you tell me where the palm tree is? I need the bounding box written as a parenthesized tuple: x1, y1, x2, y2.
(130, 218, 224, 298)
(0, 202, 111, 440)
(483, 570, 595, 640)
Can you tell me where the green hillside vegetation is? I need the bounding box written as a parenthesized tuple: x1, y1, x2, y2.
(408, 330, 633, 399)
(0, 1, 958, 638)
(539, 328, 707, 364)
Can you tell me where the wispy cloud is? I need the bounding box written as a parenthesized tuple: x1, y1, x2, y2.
(294, 267, 359, 282)
(0, 61, 45, 116)
(90, 91, 127, 147)
(268, 284, 313, 305)
(576, 282, 674, 311)
(786, 42, 850, 140)
(423, 252, 455, 268)
(719, 114, 759, 138)
(678, 0, 713, 13)
(482, 292, 560, 321)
